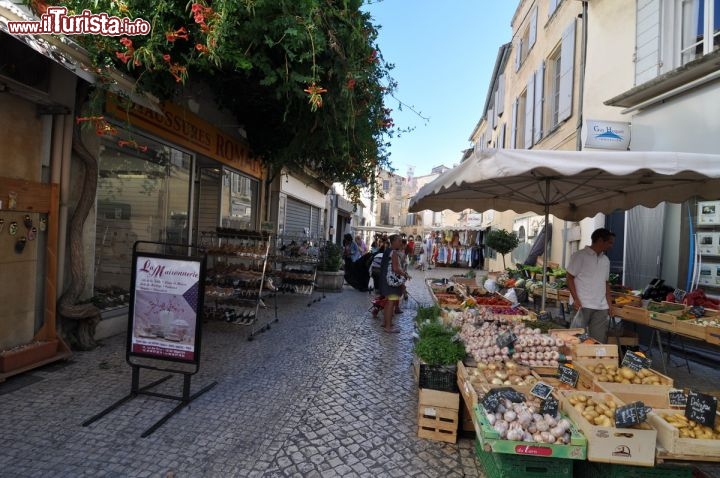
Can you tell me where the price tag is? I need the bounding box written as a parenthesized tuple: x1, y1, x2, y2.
(540, 396, 559, 417)
(530, 381, 554, 400)
(480, 390, 502, 413)
(558, 364, 579, 387)
(496, 331, 517, 349)
(595, 347, 607, 357)
(685, 390, 718, 426)
(615, 401, 651, 428)
(621, 350, 651, 372)
(668, 389, 688, 407)
(537, 311, 552, 322)
(423, 407, 437, 417)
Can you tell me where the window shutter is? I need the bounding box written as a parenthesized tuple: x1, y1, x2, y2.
(529, 6, 538, 48)
(558, 20, 575, 122)
(510, 98, 518, 149)
(497, 74, 505, 116)
(487, 107, 493, 129)
(635, 0, 661, 84)
(548, 0, 558, 17)
(524, 75, 534, 149)
(515, 39, 522, 71)
(533, 62, 545, 144)
(498, 123, 506, 149)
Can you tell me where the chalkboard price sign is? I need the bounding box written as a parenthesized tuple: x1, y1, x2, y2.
(537, 311, 552, 322)
(685, 390, 718, 426)
(530, 381, 554, 400)
(668, 389, 688, 407)
(558, 364, 579, 387)
(540, 397, 559, 417)
(621, 350, 651, 372)
(615, 401, 651, 428)
(496, 331, 517, 349)
(480, 387, 523, 413)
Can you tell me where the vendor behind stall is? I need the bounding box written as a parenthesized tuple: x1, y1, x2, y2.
(566, 228, 615, 342)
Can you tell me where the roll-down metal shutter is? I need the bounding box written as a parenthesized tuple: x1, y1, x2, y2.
(285, 197, 319, 237)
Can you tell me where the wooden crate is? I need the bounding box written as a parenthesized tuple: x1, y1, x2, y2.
(646, 301, 684, 332)
(615, 305, 649, 325)
(574, 343, 620, 362)
(419, 387, 460, 410)
(606, 330, 640, 347)
(474, 404, 587, 459)
(457, 362, 480, 411)
(559, 390, 657, 466)
(673, 319, 707, 340)
(648, 408, 720, 457)
(585, 366, 674, 409)
(706, 323, 720, 345)
(417, 388, 459, 443)
(417, 404, 458, 444)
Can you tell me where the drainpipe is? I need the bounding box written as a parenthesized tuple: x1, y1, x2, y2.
(564, 1, 589, 269)
(56, 111, 74, 297)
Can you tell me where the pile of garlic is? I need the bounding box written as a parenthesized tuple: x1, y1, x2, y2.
(485, 397, 573, 444)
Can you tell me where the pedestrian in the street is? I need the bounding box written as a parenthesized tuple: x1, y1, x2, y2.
(566, 228, 615, 342)
(379, 234, 409, 333)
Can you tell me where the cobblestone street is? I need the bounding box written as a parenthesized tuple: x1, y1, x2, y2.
(0, 268, 482, 477)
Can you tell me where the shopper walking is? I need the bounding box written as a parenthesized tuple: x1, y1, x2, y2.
(379, 234, 409, 333)
(566, 228, 616, 342)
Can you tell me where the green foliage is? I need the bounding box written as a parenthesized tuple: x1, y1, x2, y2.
(417, 321, 456, 340)
(317, 242, 343, 272)
(485, 229, 520, 269)
(54, 0, 398, 201)
(414, 335, 466, 366)
(414, 304, 441, 325)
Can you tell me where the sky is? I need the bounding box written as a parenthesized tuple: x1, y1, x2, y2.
(364, 1, 518, 178)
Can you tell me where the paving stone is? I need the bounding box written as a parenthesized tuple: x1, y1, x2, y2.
(0, 269, 483, 477)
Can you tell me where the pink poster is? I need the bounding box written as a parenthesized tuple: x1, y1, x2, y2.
(130, 256, 201, 362)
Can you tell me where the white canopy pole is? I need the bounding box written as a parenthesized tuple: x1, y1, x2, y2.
(541, 179, 550, 312)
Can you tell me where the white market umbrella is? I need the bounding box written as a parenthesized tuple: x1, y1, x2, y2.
(409, 148, 720, 309)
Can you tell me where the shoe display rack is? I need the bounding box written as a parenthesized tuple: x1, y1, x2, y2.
(201, 229, 276, 340)
(270, 235, 323, 307)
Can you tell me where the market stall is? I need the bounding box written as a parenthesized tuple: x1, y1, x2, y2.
(413, 288, 719, 476)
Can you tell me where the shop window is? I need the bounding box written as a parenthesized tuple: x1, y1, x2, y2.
(220, 169, 259, 231)
(380, 202, 390, 224)
(681, 0, 720, 64)
(95, 131, 191, 298)
(635, 1, 718, 82)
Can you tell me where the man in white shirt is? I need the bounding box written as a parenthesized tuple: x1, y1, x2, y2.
(566, 228, 615, 342)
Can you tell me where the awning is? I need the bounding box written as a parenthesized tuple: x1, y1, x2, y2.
(354, 225, 401, 234)
(0, 1, 160, 112)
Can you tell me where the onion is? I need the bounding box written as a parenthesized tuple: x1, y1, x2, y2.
(550, 425, 565, 438)
(504, 410, 517, 422)
(533, 433, 544, 443)
(486, 413, 497, 425)
(540, 431, 555, 443)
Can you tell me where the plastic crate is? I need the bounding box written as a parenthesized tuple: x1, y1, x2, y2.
(474, 440, 573, 478)
(578, 460, 694, 478)
(419, 364, 459, 393)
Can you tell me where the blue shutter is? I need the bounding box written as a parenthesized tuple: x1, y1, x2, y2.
(558, 20, 575, 122)
(533, 62, 545, 144)
(529, 6, 538, 49)
(524, 75, 534, 149)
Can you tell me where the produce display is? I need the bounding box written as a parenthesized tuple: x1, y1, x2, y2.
(586, 363, 663, 385)
(657, 413, 720, 439)
(474, 361, 538, 387)
(460, 320, 565, 367)
(484, 395, 574, 444)
(647, 302, 684, 313)
(566, 392, 652, 430)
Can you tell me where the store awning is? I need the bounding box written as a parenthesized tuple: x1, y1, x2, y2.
(354, 225, 401, 234)
(0, 1, 160, 112)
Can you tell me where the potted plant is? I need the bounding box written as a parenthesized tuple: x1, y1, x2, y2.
(413, 321, 465, 392)
(315, 242, 345, 292)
